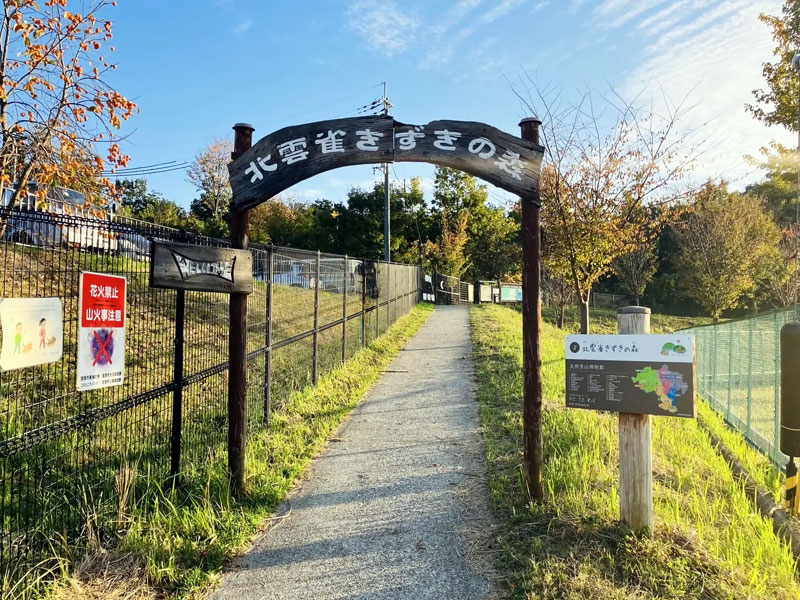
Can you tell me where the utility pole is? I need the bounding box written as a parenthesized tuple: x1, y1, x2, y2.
(382, 82, 392, 262)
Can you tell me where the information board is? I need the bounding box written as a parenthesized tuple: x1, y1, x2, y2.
(77, 272, 126, 391)
(500, 285, 523, 303)
(565, 334, 695, 418)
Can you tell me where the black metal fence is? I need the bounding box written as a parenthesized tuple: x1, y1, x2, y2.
(0, 209, 421, 593)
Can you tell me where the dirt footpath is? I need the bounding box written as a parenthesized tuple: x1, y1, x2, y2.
(211, 305, 500, 600)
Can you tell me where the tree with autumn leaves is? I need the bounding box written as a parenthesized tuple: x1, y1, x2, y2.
(0, 0, 135, 209)
(514, 80, 699, 333)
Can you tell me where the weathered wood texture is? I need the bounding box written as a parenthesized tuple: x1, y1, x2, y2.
(228, 123, 253, 497)
(150, 241, 253, 294)
(618, 306, 654, 534)
(519, 118, 544, 502)
(228, 116, 544, 210)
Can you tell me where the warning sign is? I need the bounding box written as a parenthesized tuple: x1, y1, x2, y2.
(77, 272, 126, 391)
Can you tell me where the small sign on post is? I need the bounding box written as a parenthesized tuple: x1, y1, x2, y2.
(150, 241, 253, 294)
(565, 332, 695, 418)
(564, 307, 696, 534)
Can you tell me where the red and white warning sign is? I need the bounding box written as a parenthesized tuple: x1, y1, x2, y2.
(77, 272, 127, 392)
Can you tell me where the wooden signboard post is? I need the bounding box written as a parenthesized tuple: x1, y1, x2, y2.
(149, 239, 253, 481)
(565, 307, 696, 533)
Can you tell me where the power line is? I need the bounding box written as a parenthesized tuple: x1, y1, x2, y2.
(103, 163, 190, 177)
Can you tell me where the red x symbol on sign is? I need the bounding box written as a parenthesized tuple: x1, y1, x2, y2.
(92, 330, 113, 366)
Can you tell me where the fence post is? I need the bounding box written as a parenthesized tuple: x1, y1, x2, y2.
(361, 260, 366, 347)
(727, 321, 734, 420)
(228, 122, 253, 496)
(342, 255, 347, 364)
(313, 250, 321, 385)
(712, 326, 718, 410)
(376, 262, 380, 338)
(618, 306, 653, 534)
(265, 246, 273, 423)
(747, 318, 754, 439)
(775, 312, 782, 463)
(170, 287, 185, 480)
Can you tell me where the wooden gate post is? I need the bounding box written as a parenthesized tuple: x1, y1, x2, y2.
(228, 122, 254, 496)
(617, 306, 653, 533)
(519, 117, 544, 501)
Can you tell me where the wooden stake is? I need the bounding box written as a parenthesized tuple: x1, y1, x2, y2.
(519, 117, 544, 501)
(228, 123, 254, 497)
(617, 306, 653, 534)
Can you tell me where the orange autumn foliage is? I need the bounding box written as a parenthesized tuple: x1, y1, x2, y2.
(0, 0, 136, 207)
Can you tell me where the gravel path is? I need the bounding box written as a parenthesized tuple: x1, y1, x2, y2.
(211, 305, 499, 600)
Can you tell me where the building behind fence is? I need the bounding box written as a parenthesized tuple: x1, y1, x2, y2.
(682, 306, 800, 468)
(0, 209, 421, 590)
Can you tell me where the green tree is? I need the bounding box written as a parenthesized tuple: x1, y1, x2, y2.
(467, 202, 521, 281)
(675, 183, 781, 321)
(516, 84, 696, 333)
(612, 208, 664, 306)
(426, 211, 469, 277)
(745, 143, 799, 225)
(187, 138, 233, 237)
(433, 166, 487, 220)
(748, 0, 800, 130)
(115, 178, 162, 214)
(138, 196, 189, 229)
(248, 197, 314, 246)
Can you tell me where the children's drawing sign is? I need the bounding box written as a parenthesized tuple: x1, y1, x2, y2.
(0, 297, 63, 371)
(77, 272, 126, 391)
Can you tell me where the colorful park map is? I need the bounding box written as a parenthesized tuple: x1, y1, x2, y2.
(632, 365, 689, 414)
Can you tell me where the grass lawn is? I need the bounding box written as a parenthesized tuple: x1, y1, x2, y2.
(27, 302, 434, 600)
(471, 304, 798, 599)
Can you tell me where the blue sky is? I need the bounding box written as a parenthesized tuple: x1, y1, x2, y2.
(105, 0, 794, 210)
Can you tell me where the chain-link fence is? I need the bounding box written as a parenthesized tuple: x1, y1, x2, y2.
(0, 209, 422, 591)
(682, 306, 800, 468)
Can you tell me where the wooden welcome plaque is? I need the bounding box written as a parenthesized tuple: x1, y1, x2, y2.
(150, 241, 253, 294)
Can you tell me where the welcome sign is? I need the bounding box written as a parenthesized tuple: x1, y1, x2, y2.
(150, 241, 253, 294)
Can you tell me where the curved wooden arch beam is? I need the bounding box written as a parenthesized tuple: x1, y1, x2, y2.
(228, 116, 544, 210)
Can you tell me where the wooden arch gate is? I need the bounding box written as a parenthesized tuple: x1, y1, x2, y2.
(225, 115, 545, 497)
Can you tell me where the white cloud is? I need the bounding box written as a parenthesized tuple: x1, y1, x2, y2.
(621, 0, 794, 187)
(421, 0, 528, 68)
(347, 0, 420, 57)
(479, 0, 529, 24)
(533, 1, 550, 12)
(234, 18, 251, 34)
(431, 0, 484, 35)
